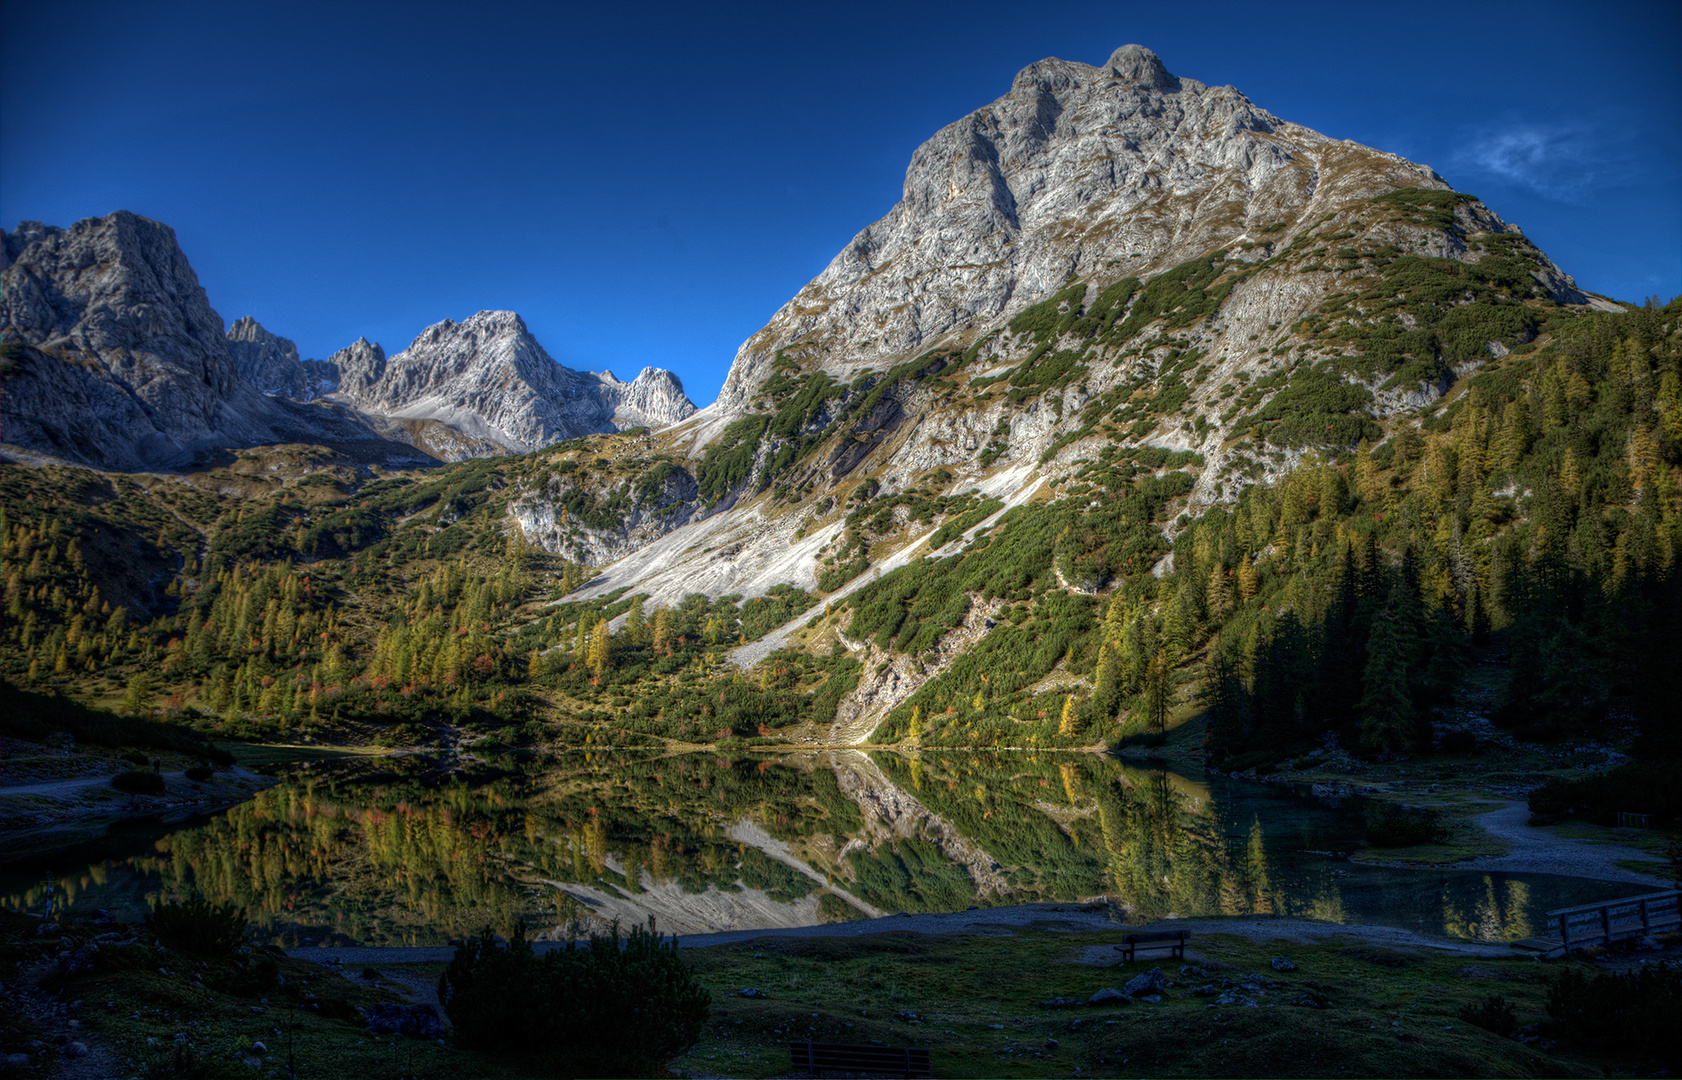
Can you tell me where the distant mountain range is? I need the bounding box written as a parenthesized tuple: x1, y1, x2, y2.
(0, 213, 695, 469)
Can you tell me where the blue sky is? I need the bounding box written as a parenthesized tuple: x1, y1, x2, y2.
(3, 0, 1677, 407)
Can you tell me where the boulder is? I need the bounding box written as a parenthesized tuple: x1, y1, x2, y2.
(1124, 967, 1167, 997)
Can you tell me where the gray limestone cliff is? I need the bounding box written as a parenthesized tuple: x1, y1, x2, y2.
(328, 310, 696, 457)
(226, 316, 337, 401)
(0, 211, 403, 469)
(713, 44, 1582, 415)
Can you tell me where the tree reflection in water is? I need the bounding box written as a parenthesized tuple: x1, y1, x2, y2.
(0, 751, 1632, 945)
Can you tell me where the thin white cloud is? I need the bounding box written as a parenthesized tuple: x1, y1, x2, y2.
(1453, 122, 1604, 202)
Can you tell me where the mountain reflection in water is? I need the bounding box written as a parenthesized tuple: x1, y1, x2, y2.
(0, 750, 1643, 946)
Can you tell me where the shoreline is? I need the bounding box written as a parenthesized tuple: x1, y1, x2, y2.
(284, 902, 1553, 967)
(281, 806, 1677, 966)
(0, 765, 277, 864)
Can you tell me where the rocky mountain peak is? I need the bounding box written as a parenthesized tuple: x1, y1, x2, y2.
(2, 210, 236, 402)
(613, 367, 693, 430)
(327, 310, 695, 456)
(712, 44, 1440, 414)
(1, 210, 250, 463)
(1, 210, 412, 468)
(1104, 43, 1179, 91)
(329, 337, 388, 399)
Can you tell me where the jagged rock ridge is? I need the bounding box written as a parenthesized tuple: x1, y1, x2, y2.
(0, 211, 409, 469)
(328, 310, 697, 457)
(1, 213, 695, 468)
(226, 316, 337, 401)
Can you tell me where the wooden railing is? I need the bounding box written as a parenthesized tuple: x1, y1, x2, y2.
(1545, 890, 1680, 953)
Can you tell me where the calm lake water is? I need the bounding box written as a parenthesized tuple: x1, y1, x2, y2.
(0, 750, 1647, 946)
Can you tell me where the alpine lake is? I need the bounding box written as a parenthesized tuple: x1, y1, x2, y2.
(0, 749, 1643, 948)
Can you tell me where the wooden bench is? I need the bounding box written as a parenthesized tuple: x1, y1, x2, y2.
(790, 1041, 933, 1078)
(1114, 929, 1190, 962)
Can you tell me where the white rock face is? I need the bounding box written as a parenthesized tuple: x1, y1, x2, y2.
(608, 367, 695, 430)
(329, 310, 696, 455)
(0, 211, 403, 469)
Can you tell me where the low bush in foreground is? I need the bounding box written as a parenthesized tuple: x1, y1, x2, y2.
(439, 921, 710, 1077)
(1457, 993, 1518, 1037)
(1546, 965, 1682, 1061)
(147, 897, 248, 956)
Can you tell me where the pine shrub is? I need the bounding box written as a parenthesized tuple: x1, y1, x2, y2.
(147, 897, 248, 956)
(1457, 993, 1517, 1037)
(439, 921, 710, 1077)
(1363, 803, 1446, 847)
(1546, 965, 1682, 1058)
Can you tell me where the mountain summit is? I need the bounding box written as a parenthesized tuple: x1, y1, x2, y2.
(328, 310, 696, 458)
(0, 211, 409, 468)
(540, 44, 1606, 613)
(714, 44, 1582, 415)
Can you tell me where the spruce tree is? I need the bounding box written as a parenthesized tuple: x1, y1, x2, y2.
(1358, 583, 1417, 755)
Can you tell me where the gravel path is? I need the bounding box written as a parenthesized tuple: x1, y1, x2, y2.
(0, 773, 143, 798)
(669, 904, 1523, 957)
(0, 767, 276, 841)
(0, 767, 278, 802)
(287, 901, 1526, 968)
(1455, 801, 1672, 885)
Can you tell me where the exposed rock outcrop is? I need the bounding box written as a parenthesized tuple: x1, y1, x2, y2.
(328, 310, 696, 458)
(225, 316, 337, 401)
(714, 44, 1581, 415)
(509, 452, 709, 566)
(0, 211, 409, 469)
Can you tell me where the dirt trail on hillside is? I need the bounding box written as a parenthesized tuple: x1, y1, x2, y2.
(0, 774, 138, 799)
